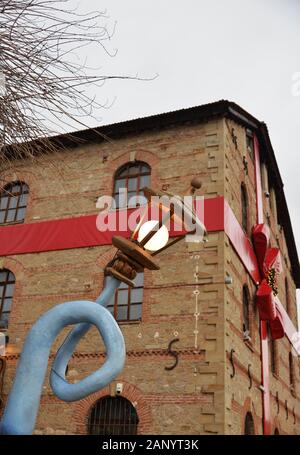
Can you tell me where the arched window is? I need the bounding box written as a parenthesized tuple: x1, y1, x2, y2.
(0, 181, 29, 224)
(241, 183, 248, 234)
(289, 352, 295, 390)
(87, 396, 139, 435)
(285, 278, 290, 316)
(244, 412, 255, 435)
(0, 269, 15, 329)
(242, 284, 250, 338)
(106, 273, 144, 322)
(113, 161, 151, 208)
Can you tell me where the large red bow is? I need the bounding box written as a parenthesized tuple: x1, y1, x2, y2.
(253, 224, 285, 340)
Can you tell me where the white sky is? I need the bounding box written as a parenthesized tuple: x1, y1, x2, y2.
(71, 0, 300, 313)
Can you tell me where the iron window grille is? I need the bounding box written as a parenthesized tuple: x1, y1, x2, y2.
(87, 396, 139, 435)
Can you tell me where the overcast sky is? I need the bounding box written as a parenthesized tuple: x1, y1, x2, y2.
(71, 0, 300, 305)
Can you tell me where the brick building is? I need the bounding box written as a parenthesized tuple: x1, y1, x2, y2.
(0, 100, 299, 435)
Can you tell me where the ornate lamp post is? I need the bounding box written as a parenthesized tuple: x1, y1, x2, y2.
(105, 184, 205, 287)
(0, 181, 205, 435)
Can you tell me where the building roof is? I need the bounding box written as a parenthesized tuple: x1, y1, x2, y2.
(9, 99, 300, 287)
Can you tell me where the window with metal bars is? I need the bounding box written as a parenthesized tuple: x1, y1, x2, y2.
(0, 182, 29, 224)
(113, 161, 151, 208)
(106, 273, 143, 322)
(0, 269, 15, 329)
(87, 396, 139, 435)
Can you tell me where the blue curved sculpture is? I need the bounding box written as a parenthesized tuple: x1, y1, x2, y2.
(0, 276, 125, 435)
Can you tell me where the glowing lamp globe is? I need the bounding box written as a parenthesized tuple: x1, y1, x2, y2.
(105, 183, 206, 287)
(138, 220, 169, 252)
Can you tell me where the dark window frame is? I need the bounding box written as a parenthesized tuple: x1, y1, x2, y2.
(0, 181, 29, 225)
(106, 273, 144, 322)
(242, 284, 251, 336)
(241, 183, 249, 235)
(0, 269, 16, 329)
(87, 396, 139, 435)
(113, 161, 151, 209)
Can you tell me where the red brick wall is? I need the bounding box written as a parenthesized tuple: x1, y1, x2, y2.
(1, 116, 299, 435)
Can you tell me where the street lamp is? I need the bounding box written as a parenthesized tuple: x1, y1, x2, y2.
(105, 181, 206, 287)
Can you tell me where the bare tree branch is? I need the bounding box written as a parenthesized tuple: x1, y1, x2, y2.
(0, 0, 144, 169)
